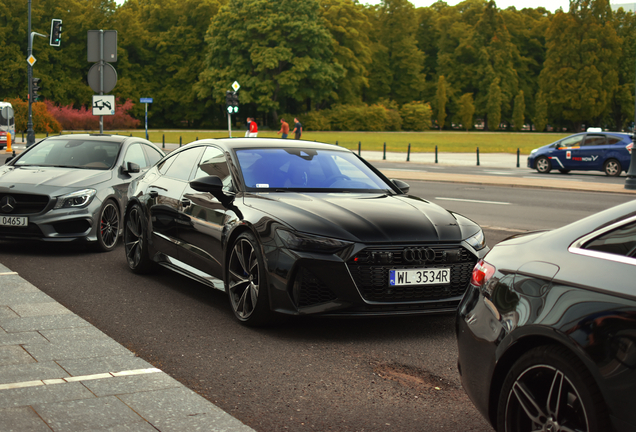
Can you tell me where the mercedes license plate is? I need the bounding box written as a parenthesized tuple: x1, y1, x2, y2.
(0, 216, 28, 227)
(389, 268, 450, 286)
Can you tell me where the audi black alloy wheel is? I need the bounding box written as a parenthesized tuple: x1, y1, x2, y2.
(227, 232, 275, 326)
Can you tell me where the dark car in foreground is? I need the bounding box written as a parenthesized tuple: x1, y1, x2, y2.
(527, 131, 633, 176)
(124, 138, 488, 325)
(0, 134, 164, 251)
(457, 200, 636, 432)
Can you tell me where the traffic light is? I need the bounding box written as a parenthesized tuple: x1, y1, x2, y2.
(50, 19, 62, 47)
(226, 91, 239, 114)
(231, 91, 239, 113)
(31, 77, 41, 101)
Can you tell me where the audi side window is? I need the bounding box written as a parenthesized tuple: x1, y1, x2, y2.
(193, 147, 232, 190)
(164, 147, 204, 181)
(608, 137, 622, 145)
(585, 221, 636, 258)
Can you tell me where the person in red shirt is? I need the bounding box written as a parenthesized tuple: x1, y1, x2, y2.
(249, 118, 258, 137)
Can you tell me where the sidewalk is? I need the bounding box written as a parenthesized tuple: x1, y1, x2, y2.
(0, 263, 255, 432)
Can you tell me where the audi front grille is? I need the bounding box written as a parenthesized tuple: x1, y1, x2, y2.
(346, 245, 477, 303)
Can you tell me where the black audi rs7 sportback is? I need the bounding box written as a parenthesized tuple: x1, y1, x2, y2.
(457, 199, 636, 432)
(124, 138, 488, 326)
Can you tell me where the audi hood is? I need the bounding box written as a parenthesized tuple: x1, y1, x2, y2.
(244, 192, 482, 244)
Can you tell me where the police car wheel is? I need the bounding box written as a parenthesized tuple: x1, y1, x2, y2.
(604, 159, 621, 177)
(536, 156, 551, 173)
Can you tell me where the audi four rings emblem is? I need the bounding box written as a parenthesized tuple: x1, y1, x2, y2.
(0, 196, 17, 213)
(403, 247, 436, 263)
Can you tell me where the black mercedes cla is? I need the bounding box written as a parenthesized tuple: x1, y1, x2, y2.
(124, 138, 488, 325)
(457, 199, 636, 432)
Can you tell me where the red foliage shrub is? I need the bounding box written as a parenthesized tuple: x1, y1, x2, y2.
(46, 98, 141, 131)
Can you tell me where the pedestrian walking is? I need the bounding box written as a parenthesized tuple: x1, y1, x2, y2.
(248, 118, 258, 137)
(245, 118, 251, 137)
(278, 118, 290, 139)
(292, 117, 302, 140)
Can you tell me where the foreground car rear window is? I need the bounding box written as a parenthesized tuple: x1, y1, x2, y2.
(236, 148, 391, 191)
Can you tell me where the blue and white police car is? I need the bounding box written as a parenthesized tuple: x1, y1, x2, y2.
(527, 129, 633, 176)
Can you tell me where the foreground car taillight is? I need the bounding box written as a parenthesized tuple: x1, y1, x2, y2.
(628, 143, 633, 154)
(470, 259, 496, 288)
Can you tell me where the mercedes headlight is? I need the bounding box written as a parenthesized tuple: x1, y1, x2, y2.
(465, 229, 486, 251)
(54, 189, 97, 209)
(278, 230, 352, 253)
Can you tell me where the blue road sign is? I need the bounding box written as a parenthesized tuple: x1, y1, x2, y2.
(140, 98, 153, 103)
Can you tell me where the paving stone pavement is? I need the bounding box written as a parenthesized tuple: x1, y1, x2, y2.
(0, 264, 255, 432)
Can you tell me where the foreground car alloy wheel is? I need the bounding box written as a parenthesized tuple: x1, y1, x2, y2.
(498, 346, 607, 432)
(227, 232, 273, 326)
(123, 204, 153, 273)
(96, 201, 120, 252)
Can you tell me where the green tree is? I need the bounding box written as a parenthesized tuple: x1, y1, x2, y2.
(609, 7, 636, 130)
(512, 90, 525, 131)
(319, 0, 372, 105)
(457, 93, 475, 131)
(533, 90, 548, 131)
(539, 0, 621, 131)
(400, 101, 432, 131)
(436, 75, 447, 129)
(197, 0, 344, 121)
(365, 0, 425, 104)
(487, 78, 502, 130)
(115, 0, 221, 127)
(472, 1, 519, 126)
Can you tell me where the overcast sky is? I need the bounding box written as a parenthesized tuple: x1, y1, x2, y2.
(362, 0, 571, 13)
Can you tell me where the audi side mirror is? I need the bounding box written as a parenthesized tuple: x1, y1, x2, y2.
(391, 179, 410, 194)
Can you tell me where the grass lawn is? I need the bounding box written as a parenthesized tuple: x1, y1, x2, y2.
(36, 130, 570, 155)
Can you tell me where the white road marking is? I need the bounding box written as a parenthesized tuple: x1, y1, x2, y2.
(0, 368, 162, 391)
(483, 171, 516, 175)
(434, 197, 511, 205)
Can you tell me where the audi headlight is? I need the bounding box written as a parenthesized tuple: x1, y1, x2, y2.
(530, 148, 538, 154)
(465, 229, 486, 251)
(54, 189, 97, 209)
(278, 230, 352, 253)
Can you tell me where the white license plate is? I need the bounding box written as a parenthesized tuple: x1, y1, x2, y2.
(0, 216, 28, 227)
(389, 268, 450, 286)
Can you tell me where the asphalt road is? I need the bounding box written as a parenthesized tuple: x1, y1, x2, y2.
(1, 174, 632, 431)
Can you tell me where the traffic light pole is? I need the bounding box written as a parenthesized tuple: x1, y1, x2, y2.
(228, 113, 232, 138)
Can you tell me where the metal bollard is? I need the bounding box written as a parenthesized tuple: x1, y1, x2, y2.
(517, 148, 520, 168)
(358, 141, 361, 156)
(46, 131, 49, 137)
(383, 142, 386, 160)
(476, 147, 480, 166)
(435, 145, 438, 163)
(407, 143, 411, 162)
(336, 141, 339, 146)
(162, 134, 165, 149)
(180, 136, 182, 147)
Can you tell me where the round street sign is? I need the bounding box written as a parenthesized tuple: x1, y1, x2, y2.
(232, 81, 240, 92)
(87, 63, 118, 93)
